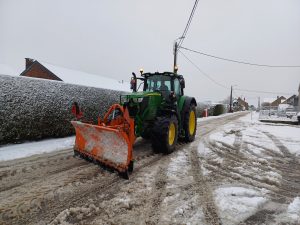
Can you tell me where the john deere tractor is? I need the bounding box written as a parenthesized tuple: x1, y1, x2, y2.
(71, 71, 197, 177)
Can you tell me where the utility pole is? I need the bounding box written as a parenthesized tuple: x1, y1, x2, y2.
(173, 42, 178, 74)
(229, 85, 233, 113)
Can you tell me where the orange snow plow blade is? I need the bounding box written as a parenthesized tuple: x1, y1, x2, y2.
(71, 104, 135, 173)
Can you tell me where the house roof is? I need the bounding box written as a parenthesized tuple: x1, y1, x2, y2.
(22, 59, 130, 92)
(282, 95, 296, 104)
(237, 97, 249, 106)
(20, 60, 63, 81)
(262, 96, 286, 104)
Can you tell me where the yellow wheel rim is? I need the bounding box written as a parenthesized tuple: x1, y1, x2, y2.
(189, 110, 196, 135)
(168, 123, 176, 146)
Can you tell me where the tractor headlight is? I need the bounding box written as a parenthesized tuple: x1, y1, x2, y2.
(132, 97, 143, 103)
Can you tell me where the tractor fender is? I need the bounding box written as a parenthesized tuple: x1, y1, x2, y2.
(180, 96, 197, 116)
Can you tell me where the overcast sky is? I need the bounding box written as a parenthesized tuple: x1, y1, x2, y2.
(1, 0, 299, 105)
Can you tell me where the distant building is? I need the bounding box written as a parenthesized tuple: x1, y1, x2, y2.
(282, 95, 298, 107)
(298, 83, 300, 111)
(20, 58, 62, 81)
(20, 58, 129, 92)
(270, 96, 286, 107)
(233, 97, 249, 111)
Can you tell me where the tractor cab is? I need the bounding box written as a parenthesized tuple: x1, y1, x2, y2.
(130, 71, 185, 102)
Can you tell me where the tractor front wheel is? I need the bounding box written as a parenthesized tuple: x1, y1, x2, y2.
(183, 104, 197, 142)
(152, 115, 178, 154)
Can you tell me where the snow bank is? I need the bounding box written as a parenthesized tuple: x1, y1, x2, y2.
(0, 74, 125, 145)
(197, 112, 238, 122)
(0, 136, 74, 161)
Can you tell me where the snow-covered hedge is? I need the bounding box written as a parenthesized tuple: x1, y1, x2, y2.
(0, 75, 125, 145)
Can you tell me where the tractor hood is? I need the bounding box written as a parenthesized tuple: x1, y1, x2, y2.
(123, 91, 161, 98)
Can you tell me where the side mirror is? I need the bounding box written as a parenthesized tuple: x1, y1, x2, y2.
(180, 78, 185, 89)
(130, 72, 137, 92)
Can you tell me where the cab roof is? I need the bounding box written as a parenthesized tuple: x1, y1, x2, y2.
(142, 72, 183, 79)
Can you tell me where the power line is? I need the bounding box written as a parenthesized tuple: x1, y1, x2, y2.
(179, 50, 230, 89)
(180, 46, 300, 68)
(179, 50, 295, 96)
(235, 88, 294, 95)
(178, 0, 199, 48)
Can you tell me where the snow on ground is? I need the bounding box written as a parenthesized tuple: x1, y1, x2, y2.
(0, 136, 74, 161)
(200, 111, 300, 224)
(161, 149, 205, 224)
(197, 112, 240, 123)
(214, 186, 267, 225)
(258, 125, 300, 156)
(275, 197, 300, 224)
(241, 112, 300, 156)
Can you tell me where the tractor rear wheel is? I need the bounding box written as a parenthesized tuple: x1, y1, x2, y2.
(152, 115, 178, 154)
(183, 104, 197, 142)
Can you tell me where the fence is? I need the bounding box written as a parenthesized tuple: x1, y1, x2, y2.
(259, 105, 298, 121)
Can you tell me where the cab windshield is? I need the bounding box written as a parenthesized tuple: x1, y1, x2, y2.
(144, 75, 171, 92)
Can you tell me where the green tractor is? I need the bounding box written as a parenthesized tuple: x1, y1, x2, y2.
(71, 71, 197, 176)
(125, 71, 197, 153)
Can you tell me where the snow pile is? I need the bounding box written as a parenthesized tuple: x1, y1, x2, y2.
(197, 112, 242, 122)
(0, 136, 74, 161)
(0, 74, 124, 144)
(43, 62, 130, 92)
(214, 186, 267, 225)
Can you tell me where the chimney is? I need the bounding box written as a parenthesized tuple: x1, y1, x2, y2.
(25, 58, 34, 69)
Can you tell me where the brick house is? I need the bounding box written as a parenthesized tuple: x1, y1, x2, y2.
(233, 97, 249, 111)
(19, 58, 129, 91)
(270, 96, 286, 107)
(282, 95, 298, 107)
(20, 58, 62, 81)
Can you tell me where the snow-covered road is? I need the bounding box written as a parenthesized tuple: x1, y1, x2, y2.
(1, 112, 300, 225)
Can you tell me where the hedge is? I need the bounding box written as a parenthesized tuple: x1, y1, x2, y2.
(0, 74, 124, 145)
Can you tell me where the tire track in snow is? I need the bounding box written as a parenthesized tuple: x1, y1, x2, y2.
(190, 144, 222, 225)
(264, 132, 300, 203)
(198, 120, 300, 224)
